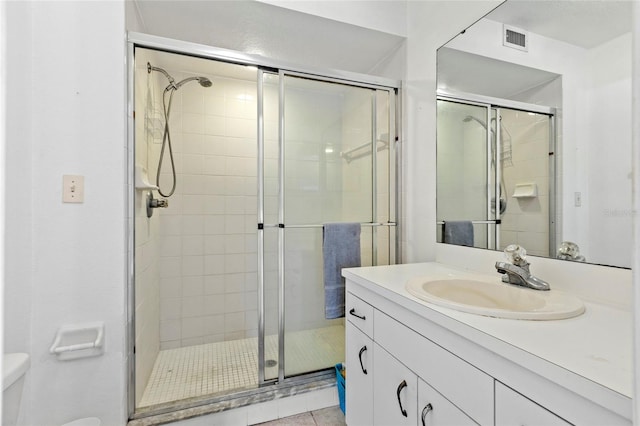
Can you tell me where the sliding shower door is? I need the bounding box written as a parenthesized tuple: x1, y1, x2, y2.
(259, 73, 397, 382)
(437, 97, 555, 257)
(437, 100, 496, 249)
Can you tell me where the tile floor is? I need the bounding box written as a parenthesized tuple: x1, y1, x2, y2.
(255, 406, 345, 426)
(140, 325, 345, 407)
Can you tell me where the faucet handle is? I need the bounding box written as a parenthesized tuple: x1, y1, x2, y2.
(504, 244, 528, 267)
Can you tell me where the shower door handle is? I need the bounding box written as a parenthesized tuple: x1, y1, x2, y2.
(358, 345, 368, 374)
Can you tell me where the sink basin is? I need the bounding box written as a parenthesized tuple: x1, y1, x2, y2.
(405, 278, 585, 320)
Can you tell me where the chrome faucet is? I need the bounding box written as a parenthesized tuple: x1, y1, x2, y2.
(495, 245, 550, 291)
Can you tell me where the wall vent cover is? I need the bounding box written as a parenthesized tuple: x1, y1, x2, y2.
(503, 24, 528, 51)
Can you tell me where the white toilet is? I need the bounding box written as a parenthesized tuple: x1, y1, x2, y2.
(3, 353, 101, 426)
(2, 353, 30, 426)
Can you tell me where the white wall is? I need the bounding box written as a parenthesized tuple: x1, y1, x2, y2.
(4, 4, 34, 424)
(586, 33, 633, 267)
(4, 2, 128, 425)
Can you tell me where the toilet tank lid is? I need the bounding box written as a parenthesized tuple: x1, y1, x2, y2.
(3, 353, 30, 391)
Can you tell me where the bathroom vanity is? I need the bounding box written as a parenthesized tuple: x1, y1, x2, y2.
(343, 263, 632, 425)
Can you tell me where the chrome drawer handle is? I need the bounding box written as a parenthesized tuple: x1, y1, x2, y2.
(396, 380, 408, 417)
(421, 403, 433, 426)
(349, 308, 366, 320)
(358, 345, 368, 374)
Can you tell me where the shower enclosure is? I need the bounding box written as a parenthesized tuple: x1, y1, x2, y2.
(436, 94, 555, 257)
(128, 36, 398, 418)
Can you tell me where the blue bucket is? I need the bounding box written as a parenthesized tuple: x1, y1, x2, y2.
(335, 363, 345, 414)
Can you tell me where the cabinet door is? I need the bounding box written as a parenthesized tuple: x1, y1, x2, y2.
(496, 382, 572, 426)
(418, 378, 477, 426)
(373, 343, 417, 426)
(346, 323, 373, 426)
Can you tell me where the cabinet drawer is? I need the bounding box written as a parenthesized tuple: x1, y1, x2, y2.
(496, 382, 572, 426)
(375, 310, 494, 425)
(346, 323, 374, 426)
(419, 378, 477, 426)
(346, 291, 374, 337)
(373, 343, 417, 426)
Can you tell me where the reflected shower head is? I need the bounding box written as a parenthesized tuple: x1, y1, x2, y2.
(147, 62, 212, 90)
(463, 115, 487, 130)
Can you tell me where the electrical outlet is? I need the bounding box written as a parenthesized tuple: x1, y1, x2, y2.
(574, 191, 581, 207)
(63, 175, 84, 203)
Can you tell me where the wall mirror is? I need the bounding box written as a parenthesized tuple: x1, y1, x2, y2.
(436, 0, 633, 268)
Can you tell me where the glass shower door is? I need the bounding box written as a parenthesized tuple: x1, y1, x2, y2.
(281, 75, 375, 379)
(436, 99, 495, 249)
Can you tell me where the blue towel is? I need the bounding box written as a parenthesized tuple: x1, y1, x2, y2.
(323, 223, 361, 319)
(443, 221, 474, 247)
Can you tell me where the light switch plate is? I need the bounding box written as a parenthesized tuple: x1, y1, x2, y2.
(63, 175, 84, 203)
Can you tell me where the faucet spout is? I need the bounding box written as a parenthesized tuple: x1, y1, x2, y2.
(495, 261, 550, 291)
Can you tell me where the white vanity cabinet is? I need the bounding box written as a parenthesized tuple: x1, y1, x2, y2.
(345, 290, 492, 426)
(344, 268, 632, 426)
(345, 323, 373, 426)
(418, 378, 476, 426)
(372, 343, 417, 426)
(345, 293, 374, 426)
(495, 382, 572, 426)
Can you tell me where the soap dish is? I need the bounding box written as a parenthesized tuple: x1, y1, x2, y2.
(512, 183, 538, 198)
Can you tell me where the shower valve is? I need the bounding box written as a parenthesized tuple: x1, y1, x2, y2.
(150, 198, 168, 208)
(146, 193, 168, 218)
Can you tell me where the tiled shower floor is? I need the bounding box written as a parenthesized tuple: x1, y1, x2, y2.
(139, 325, 345, 407)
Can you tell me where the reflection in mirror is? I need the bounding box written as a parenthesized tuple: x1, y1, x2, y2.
(436, 0, 632, 268)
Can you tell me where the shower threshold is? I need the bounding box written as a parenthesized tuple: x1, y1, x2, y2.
(131, 325, 344, 423)
(129, 370, 335, 425)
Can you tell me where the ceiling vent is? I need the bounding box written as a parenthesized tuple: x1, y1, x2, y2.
(503, 25, 528, 52)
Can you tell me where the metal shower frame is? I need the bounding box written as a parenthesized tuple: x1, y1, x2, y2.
(436, 90, 557, 255)
(126, 32, 402, 420)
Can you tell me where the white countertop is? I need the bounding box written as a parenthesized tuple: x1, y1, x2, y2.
(343, 262, 632, 415)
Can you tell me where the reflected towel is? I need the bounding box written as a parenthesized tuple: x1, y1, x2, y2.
(443, 221, 474, 247)
(323, 223, 361, 319)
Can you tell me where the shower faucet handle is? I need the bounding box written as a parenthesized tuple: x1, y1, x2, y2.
(150, 198, 169, 208)
(146, 192, 168, 218)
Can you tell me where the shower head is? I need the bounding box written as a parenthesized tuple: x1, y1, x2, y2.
(198, 77, 213, 88)
(174, 76, 213, 89)
(147, 62, 212, 90)
(463, 115, 488, 130)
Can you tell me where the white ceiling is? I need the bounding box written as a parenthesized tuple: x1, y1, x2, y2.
(131, 0, 405, 77)
(485, 0, 632, 49)
(437, 0, 632, 99)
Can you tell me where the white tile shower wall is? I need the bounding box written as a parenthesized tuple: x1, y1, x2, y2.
(499, 110, 550, 257)
(157, 69, 259, 349)
(134, 50, 164, 405)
